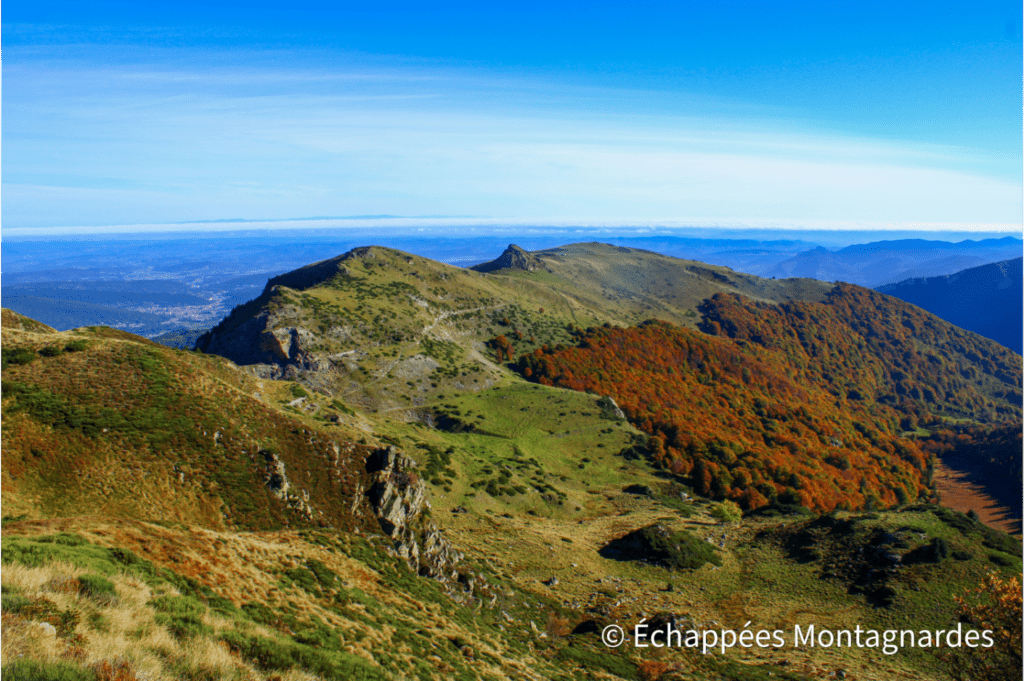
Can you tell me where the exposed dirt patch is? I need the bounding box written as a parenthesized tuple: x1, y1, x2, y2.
(934, 461, 1021, 536)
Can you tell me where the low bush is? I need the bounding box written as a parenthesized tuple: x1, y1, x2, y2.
(1, 592, 32, 613)
(221, 631, 389, 680)
(556, 644, 637, 679)
(743, 503, 813, 519)
(283, 567, 321, 595)
(710, 500, 743, 523)
(988, 552, 1015, 567)
(600, 524, 721, 571)
(1, 660, 94, 681)
(2, 347, 38, 368)
(149, 594, 212, 639)
(77, 574, 117, 600)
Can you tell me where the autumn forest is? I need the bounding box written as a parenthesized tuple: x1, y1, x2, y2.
(511, 284, 1023, 513)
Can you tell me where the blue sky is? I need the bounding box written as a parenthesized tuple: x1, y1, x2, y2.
(3, 1, 1022, 235)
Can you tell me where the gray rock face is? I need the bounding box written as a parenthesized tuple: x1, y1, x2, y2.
(198, 303, 326, 376)
(364, 446, 468, 594)
(194, 247, 382, 374)
(261, 449, 315, 520)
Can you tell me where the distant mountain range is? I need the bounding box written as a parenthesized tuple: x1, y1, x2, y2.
(876, 257, 1022, 354)
(755, 236, 1022, 288)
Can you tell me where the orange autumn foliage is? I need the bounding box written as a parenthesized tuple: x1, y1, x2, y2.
(946, 573, 1022, 681)
(515, 285, 1022, 513)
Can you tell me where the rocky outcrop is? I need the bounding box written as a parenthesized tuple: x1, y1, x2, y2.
(364, 446, 483, 600)
(471, 244, 540, 273)
(364, 449, 462, 574)
(196, 305, 335, 379)
(194, 246, 382, 371)
(261, 450, 315, 520)
(597, 395, 627, 420)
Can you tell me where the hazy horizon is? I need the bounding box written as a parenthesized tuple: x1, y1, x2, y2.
(4, 2, 1021, 234)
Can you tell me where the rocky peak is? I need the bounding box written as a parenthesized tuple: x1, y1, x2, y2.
(471, 244, 540, 273)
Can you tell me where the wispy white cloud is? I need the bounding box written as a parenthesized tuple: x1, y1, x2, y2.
(3, 48, 1020, 231)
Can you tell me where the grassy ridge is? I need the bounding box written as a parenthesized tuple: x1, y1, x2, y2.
(193, 244, 835, 416)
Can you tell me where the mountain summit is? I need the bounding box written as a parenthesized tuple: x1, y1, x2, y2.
(470, 244, 540, 272)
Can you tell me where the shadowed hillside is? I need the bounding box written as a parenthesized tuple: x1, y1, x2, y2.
(877, 257, 1022, 353)
(923, 424, 1023, 529)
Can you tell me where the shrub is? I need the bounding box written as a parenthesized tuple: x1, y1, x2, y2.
(149, 594, 212, 639)
(601, 524, 721, 571)
(38, 346, 63, 358)
(638, 660, 672, 681)
(1, 592, 32, 613)
(2, 535, 119, 576)
(2, 347, 37, 368)
(988, 553, 1015, 567)
(221, 631, 388, 680)
(546, 613, 571, 637)
(743, 503, 813, 519)
(946, 573, 1022, 681)
(284, 567, 321, 595)
(241, 602, 280, 627)
(77, 574, 117, 600)
(646, 526, 721, 570)
(38, 533, 90, 547)
(710, 500, 743, 523)
(556, 645, 638, 679)
(90, 660, 140, 681)
(64, 340, 88, 353)
(1, 660, 94, 681)
(904, 537, 952, 565)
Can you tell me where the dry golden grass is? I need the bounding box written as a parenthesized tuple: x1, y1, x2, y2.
(1, 517, 571, 680)
(2, 612, 67, 664)
(0, 557, 284, 680)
